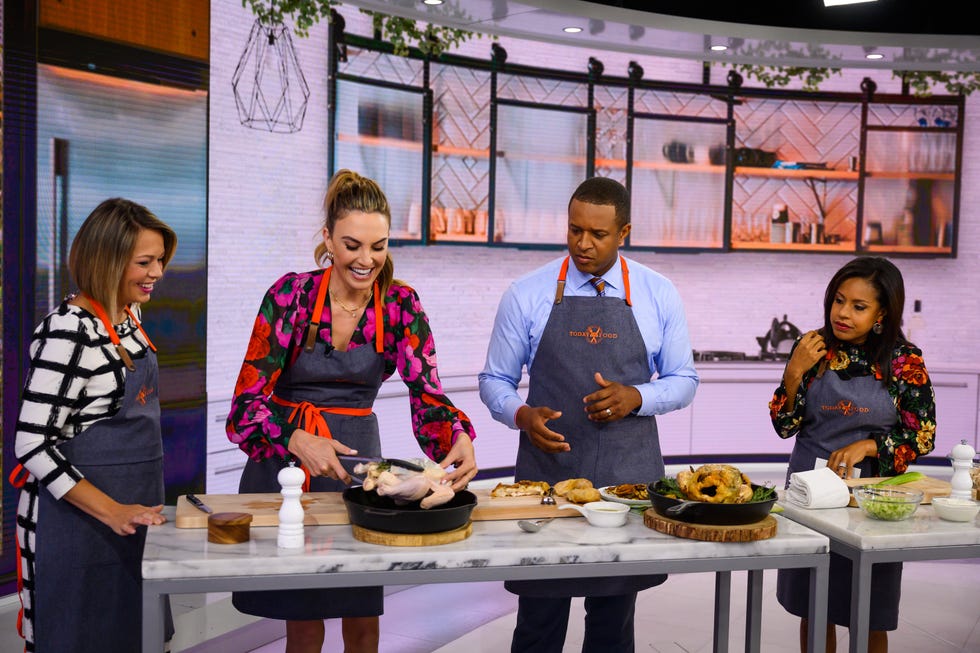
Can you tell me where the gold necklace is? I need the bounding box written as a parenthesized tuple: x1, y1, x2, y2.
(329, 289, 370, 317)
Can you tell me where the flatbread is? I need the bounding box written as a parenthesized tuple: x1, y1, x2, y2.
(490, 480, 551, 498)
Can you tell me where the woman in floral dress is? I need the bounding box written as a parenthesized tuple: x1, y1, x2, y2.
(769, 256, 935, 653)
(226, 170, 478, 653)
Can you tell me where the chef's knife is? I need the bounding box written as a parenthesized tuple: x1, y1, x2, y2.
(337, 455, 426, 472)
(186, 494, 213, 514)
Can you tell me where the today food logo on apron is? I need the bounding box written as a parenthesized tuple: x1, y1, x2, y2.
(137, 385, 155, 405)
(568, 325, 619, 344)
(820, 399, 870, 416)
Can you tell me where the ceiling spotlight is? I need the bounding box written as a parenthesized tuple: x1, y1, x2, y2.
(563, 26, 583, 34)
(422, 0, 444, 5)
(824, 0, 877, 6)
(589, 19, 605, 35)
(628, 25, 645, 41)
(865, 52, 884, 60)
(710, 44, 728, 52)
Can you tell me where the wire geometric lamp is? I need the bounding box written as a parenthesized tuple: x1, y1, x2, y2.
(232, 20, 311, 133)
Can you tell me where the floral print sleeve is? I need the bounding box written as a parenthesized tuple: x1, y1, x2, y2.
(881, 344, 936, 474)
(768, 339, 936, 475)
(227, 271, 475, 463)
(226, 272, 315, 462)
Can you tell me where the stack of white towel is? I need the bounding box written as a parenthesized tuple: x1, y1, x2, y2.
(785, 467, 851, 509)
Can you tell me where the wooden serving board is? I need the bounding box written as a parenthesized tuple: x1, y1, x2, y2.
(844, 476, 950, 507)
(175, 489, 579, 528)
(643, 510, 777, 542)
(351, 522, 472, 546)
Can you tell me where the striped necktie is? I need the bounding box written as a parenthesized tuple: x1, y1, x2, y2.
(589, 277, 606, 296)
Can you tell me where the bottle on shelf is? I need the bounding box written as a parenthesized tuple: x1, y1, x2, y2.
(906, 299, 925, 343)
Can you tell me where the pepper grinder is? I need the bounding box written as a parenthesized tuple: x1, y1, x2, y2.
(277, 461, 306, 549)
(949, 439, 977, 500)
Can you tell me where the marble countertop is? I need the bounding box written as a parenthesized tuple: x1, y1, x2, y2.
(143, 507, 828, 581)
(777, 500, 980, 551)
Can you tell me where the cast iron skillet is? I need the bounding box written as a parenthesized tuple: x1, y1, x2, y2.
(648, 482, 776, 526)
(342, 486, 477, 534)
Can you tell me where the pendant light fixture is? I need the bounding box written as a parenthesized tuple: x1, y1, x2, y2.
(232, 19, 311, 133)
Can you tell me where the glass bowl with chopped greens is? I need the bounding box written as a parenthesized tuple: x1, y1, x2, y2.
(853, 486, 923, 521)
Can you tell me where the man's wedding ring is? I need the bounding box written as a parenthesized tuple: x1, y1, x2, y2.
(605, 408, 612, 417)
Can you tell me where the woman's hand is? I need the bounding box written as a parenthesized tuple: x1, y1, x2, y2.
(287, 429, 358, 484)
(440, 433, 478, 491)
(786, 331, 827, 379)
(828, 439, 878, 479)
(64, 479, 167, 536)
(782, 330, 827, 402)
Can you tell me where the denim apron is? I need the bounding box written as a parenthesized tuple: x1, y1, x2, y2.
(506, 257, 667, 598)
(234, 269, 386, 620)
(32, 309, 165, 652)
(777, 368, 903, 629)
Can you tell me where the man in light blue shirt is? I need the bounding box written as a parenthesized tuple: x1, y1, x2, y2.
(478, 177, 699, 653)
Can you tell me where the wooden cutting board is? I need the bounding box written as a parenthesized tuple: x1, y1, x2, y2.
(175, 489, 581, 528)
(643, 510, 777, 542)
(844, 476, 951, 506)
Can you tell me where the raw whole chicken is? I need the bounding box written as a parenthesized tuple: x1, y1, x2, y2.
(354, 461, 455, 509)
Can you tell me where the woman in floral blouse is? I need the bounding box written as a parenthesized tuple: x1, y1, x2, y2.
(770, 256, 935, 653)
(226, 169, 477, 653)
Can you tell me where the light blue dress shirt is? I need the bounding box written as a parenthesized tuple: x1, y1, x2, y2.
(478, 255, 700, 430)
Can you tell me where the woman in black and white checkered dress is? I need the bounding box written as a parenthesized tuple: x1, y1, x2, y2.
(11, 198, 176, 652)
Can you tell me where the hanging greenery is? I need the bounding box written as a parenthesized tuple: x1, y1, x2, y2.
(242, 0, 478, 58)
(895, 70, 980, 96)
(724, 63, 842, 93)
(715, 39, 980, 96)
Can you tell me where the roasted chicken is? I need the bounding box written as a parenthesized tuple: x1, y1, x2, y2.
(676, 464, 754, 504)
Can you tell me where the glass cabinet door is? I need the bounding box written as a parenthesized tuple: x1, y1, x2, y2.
(492, 101, 590, 246)
(629, 114, 728, 249)
(730, 97, 860, 251)
(861, 101, 959, 255)
(429, 63, 492, 243)
(334, 77, 428, 242)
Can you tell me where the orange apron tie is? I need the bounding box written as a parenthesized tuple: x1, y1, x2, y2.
(82, 294, 155, 370)
(8, 465, 27, 641)
(556, 256, 632, 305)
(305, 267, 383, 353)
(271, 395, 373, 491)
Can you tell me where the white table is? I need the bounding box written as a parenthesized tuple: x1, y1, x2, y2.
(778, 501, 980, 653)
(142, 508, 829, 652)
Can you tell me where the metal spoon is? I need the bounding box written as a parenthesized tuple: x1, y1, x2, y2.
(518, 517, 555, 533)
(540, 488, 556, 505)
